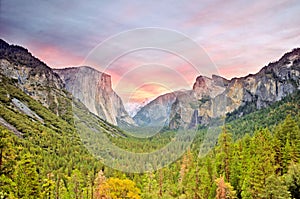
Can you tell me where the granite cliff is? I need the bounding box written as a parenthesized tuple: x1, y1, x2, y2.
(169, 48, 300, 128)
(133, 91, 185, 127)
(54, 66, 135, 127)
(134, 48, 300, 129)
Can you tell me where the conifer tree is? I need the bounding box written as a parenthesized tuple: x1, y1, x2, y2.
(284, 163, 300, 199)
(14, 153, 41, 198)
(216, 127, 232, 182)
(0, 129, 18, 198)
(241, 129, 276, 198)
(262, 174, 291, 199)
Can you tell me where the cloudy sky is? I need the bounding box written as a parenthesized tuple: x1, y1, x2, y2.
(1, 0, 300, 108)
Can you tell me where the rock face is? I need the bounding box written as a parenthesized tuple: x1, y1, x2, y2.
(133, 75, 230, 128)
(133, 91, 184, 127)
(136, 48, 300, 129)
(193, 75, 228, 99)
(0, 39, 69, 116)
(54, 66, 135, 127)
(169, 75, 229, 129)
(169, 48, 300, 128)
(135, 74, 230, 128)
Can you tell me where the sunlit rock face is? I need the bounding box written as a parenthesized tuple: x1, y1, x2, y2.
(193, 75, 228, 99)
(169, 75, 229, 129)
(134, 75, 229, 129)
(168, 48, 300, 129)
(54, 66, 135, 127)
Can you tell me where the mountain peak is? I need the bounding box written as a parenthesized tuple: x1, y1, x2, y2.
(0, 39, 9, 48)
(281, 48, 300, 61)
(0, 39, 49, 71)
(193, 75, 210, 90)
(0, 39, 68, 116)
(54, 66, 113, 93)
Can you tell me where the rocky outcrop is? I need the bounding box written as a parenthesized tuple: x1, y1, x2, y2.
(0, 39, 69, 116)
(12, 98, 44, 123)
(169, 75, 228, 129)
(169, 48, 300, 129)
(193, 75, 228, 99)
(54, 66, 135, 127)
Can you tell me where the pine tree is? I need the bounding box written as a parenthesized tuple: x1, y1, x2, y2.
(275, 115, 300, 149)
(216, 127, 232, 182)
(241, 129, 276, 198)
(14, 153, 41, 198)
(0, 129, 18, 198)
(283, 139, 292, 173)
(229, 141, 243, 198)
(179, 148, 193, 196)
(141, 172, 158, 199)
(41, 173, 55, 199)
(197, 158, 216, 199)
(274, 115, 300, 175)
(262, 174, 291, 199)
(69, 169, 84, 199)
(284, 163, 300, 199)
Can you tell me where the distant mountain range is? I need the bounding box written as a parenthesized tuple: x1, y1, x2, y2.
(1, 38, 299, 130)
(134, 48, 300, 129)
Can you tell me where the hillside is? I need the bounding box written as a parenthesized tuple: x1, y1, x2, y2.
(0, 71, 135, 197)
(0, 40, 135, 198)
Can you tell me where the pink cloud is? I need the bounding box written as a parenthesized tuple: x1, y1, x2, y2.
(26, 41, 84, 68)
(128, 84, 171, 103)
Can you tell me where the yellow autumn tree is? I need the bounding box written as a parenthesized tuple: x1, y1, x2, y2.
(215, 176, 236, 199)
(98, 177, 141, 199)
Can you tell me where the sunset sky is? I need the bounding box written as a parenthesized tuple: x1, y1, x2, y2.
(1, 0, 300, 110)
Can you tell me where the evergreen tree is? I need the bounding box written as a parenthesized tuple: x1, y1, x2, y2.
(68, 169, 85, 199)
(241, 129, 276, 198)
(262, 174, 291, 199)
(141, 172, 158, 199)
(216, 127, 232, 182)
(0, 129, 18, 198)
(14, 153, 41, 198)
(275, 115, 300, 149)
(41, 173, 55, 199)
(284, 163, 300, 199)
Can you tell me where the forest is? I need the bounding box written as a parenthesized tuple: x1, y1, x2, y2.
(0, 76, 300, 198)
